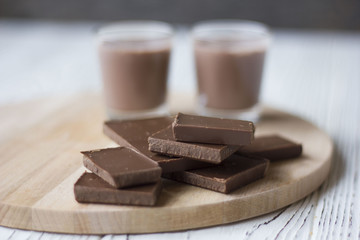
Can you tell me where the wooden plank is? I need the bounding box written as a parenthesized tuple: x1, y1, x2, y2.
(0, 93, 332, 234)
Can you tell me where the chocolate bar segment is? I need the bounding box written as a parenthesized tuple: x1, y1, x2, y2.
(237, 135, 302, 161)
(74, 172, 162, 206)
(164, 155, 269, 194)
(103, 117, 211, 173)
(172, 113, 255, 146)
(148, 126, 240, 164)
(82, 147, 161, 188)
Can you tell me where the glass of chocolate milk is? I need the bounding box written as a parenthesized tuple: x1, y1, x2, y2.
(97, 21, 173, 119)
(193, 20, 271, 121)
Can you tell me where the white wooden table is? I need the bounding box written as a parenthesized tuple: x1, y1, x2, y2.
(0, 19, 359, 240)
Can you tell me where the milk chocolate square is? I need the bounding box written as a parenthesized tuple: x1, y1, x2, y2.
(172, 113, 255, 146)
(82, 147, 161, 188)
(103, 117, 211, 173)
(237, 135, 302, 161)
(164, 155, 269, 194)
(148, 126, 240, 164)
(74, 172, 162, 206)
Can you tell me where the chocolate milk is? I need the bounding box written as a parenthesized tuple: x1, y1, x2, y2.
(99, 41, 170, 111)
(195, 43, 266, 110)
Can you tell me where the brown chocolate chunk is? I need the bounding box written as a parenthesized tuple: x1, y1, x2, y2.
(148, 125, 240, 164)
(74, 172, 162, 206)
(164, 155, 269, 194)
(82, 147, 161, 188)
(237, 135, 302, 161)
(172, 113, 255, 146)
(103, 117, 211, 173)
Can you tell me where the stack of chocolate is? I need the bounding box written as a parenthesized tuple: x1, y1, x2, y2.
(74, 113, 302, 206)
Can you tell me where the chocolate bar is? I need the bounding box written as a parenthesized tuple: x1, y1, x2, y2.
(148, 125, 240, 164)
(172, 113, 255, 146)
(74, 172, 162, 206)
(164, 155, 269, 193)
(103, 117, 211, 173)
(82, 147, 161, 188)
(237, 135, 302, 161)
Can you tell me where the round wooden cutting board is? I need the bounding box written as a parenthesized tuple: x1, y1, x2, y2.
(0, 92, 332, 234)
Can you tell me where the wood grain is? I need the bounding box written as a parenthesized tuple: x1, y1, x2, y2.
(0, 93, 332, 234)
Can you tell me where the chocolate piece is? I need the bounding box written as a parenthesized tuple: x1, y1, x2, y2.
(172, 113, 255, 146)
(82, 147, 161, 188)
(103, 117, 211, 173)
(164, 155, 269, 194)
(74, 172, 161, 206)
(148, 126, 240, 164)
(237, 135, 302, 161)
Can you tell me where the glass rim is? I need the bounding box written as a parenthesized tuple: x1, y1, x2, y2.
(192, 19, 271, 43)
(97, 20, 173, 42)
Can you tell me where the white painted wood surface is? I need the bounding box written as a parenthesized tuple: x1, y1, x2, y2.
(0, 19, 359, 239)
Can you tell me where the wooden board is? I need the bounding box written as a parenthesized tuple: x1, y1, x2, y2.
(0, 92, 333, 234)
